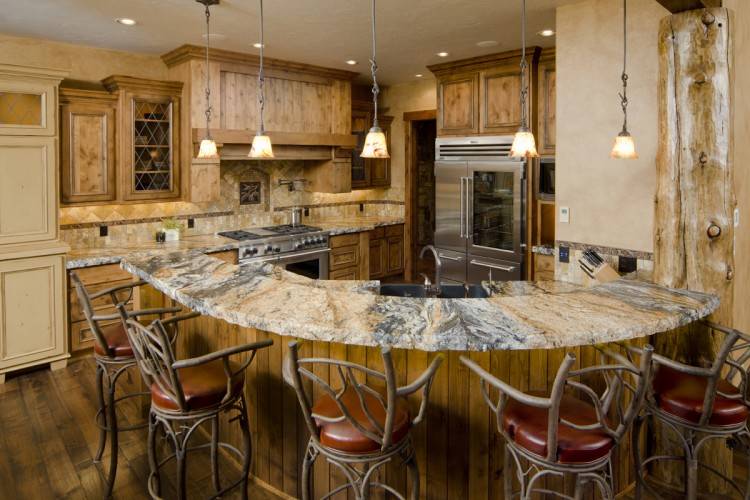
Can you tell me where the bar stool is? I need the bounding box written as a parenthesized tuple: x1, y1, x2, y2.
(123, 315, 273, 499)
(632, 321, 750, 499)
(461, 345, 653, 499)
(283, 342, 443, 500)
(70, 272, 183, 498)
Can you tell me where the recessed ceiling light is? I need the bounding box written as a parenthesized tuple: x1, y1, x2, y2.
(116, 18, 137, 26)
(436, 52, 449, 57)
(415, 73, 424, 78)
(477, 40, 499, 48)
(252, 42, 265, 48)
(538, 29, 556, 37)
(345, 60, 358, 65)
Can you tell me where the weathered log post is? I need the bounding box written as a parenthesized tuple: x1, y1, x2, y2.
(653, 7, 736, 492)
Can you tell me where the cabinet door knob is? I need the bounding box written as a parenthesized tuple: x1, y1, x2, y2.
(707, 224, 722, 239)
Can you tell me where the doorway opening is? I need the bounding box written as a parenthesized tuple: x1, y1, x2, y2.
(404, 111, 437, 282)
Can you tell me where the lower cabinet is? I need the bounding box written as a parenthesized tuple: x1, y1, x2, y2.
(369, 224, 404, 280)
(67, 263, 136, 353)
(329, 233, 364, 280)
(0, 253, 68, 376)
(534, 253, 555, 281)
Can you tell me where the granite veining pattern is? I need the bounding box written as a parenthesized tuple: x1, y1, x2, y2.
(120, 247, 719, 352)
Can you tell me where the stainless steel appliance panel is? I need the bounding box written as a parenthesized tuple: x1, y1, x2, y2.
(467, 254, 521, 282)
(436, 248, 467, 283)
(251, 248, 330, 280)
(434, 160, 468, 253)
(467, 161, 524, 262)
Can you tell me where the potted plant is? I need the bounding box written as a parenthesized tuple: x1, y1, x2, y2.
(161, 218, 182, 242)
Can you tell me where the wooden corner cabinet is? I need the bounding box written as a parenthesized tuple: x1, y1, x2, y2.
(537, 48, 556, 156)
(103, 76, 183, 201)
(369, 224, 404, 280)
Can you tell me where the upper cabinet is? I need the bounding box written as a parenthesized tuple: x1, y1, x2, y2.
(0, 65, 61, 137)
(537, 48, 556, 156)
(351, 86, 392, 190)
(429, 48, 542, 138)
(103, 76, 183, 201)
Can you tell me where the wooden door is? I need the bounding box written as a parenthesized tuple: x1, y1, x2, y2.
(386, 237, 404, 275)
(437, 73, 479, 136)
(479, 66, 522, 134)
(0, 136, 57, 245)
(0, 254, 66, 370)
(538, 60, 556, 155)
(369, 237, 387, 279)
(60, 100, 117, 204)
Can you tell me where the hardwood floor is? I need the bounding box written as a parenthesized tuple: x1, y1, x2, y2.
(0, 357, 283, 500)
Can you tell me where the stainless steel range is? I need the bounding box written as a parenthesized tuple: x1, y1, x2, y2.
(217, 224, 330, 279)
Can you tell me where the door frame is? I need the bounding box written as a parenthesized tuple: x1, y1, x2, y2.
(403, 109, 437, 281)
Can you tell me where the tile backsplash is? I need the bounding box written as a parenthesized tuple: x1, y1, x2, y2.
(554, 242, 654, 285)
(61, 160, 404, 249)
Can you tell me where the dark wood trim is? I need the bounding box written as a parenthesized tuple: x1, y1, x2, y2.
(403, 110, 437, 122)
(655, 0, 721, 13)
(161, 44, 359, 81)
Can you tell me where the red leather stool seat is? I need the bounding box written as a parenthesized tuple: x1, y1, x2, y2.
(151, 360, 244, 411)
(93, 323, 134, 358)
(312, 386, 411, 454)
(503, 394, 614, 464)
(653, 365, 749, 427)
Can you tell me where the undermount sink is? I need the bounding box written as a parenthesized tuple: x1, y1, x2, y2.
(378, 283, 490, 299)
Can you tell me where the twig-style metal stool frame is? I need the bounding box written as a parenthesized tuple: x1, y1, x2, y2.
(462, 345, 653, 500)
(632, 322, 750, 499)
(124, 316, 273, 500)
(283, 341, 443, 500)
(70, 272, 183, 498)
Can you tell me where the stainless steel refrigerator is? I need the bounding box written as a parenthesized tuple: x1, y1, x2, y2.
(434, 136, 525, 283)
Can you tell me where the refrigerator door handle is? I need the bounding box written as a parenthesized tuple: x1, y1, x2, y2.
(465, 176, 473, 242)
(438, 253, 464, 262)
(459, 177, 465, 238)
(469, 259, 516, 273)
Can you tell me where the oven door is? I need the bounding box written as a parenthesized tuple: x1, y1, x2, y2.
(250, 249, 330, 280)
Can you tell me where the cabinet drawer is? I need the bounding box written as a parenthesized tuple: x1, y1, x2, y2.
(385, 224, 404, 237)
(330, 244, 359, 270)
(69, 278, 134, 322)
(70, 264, 133, 287)
(534, 254, 555, 274)
(330, 233, 360, 248)
(69, 318, 121, 353)
(329, 267, 359, 281)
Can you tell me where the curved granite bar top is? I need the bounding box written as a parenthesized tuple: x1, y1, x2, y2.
(119, 245, 719, 352)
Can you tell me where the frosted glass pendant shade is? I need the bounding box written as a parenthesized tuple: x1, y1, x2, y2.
(611, 131, 638, 159)
(510, 128, 539, 158)
(360, 127, 390, 159)
(249, 133, 274, 158)
(197, 138, 219, 159)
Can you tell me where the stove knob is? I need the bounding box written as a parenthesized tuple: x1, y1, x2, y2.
(273, 246, 281, 253)
(316, 236, 324, 244)
(249, 247, 258, 255)
(264, 245, 273, 253)
(296, 242, 304, 249)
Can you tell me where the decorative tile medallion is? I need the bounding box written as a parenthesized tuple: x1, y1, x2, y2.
(240, 181, 262, 205)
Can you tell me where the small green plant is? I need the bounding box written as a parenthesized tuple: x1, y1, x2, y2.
(162, 218, 181, 230)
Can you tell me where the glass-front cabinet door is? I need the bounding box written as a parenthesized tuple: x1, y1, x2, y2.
(0, 80, 57, 136)
(468, 161, 523, 261)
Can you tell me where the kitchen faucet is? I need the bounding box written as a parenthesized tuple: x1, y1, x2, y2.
(419, 245, 442, 295)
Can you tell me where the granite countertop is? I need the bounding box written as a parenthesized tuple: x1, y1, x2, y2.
(119, 246, 718, 352)
(66, 216, 404, 269)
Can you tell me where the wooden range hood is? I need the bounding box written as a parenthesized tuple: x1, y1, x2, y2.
(163, 45, 358, 162)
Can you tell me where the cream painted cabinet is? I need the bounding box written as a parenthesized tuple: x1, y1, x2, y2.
(0, 254, 67, 376)
(0, 66, 59, 136)
(0, 136, 58, 245)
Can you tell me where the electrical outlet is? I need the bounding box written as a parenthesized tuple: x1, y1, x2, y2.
(304, 207, 310, 217)
(559, 246, 570, 263)
(618, 256, 637, 274)
(559, 206, 570, 223)
(99, 225, 108, 237)
(187, 218, 195, 229)
(359, 203, 364, 212)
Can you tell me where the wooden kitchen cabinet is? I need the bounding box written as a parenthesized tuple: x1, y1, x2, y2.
(0, 65, 61, 136)
(537, 48, 556, 155)
(351, 96, 393, 189)
(103, 76, 183, 201)
(437, 72, 479, 136)
(369, 224, 404, 279)
(60, 86, 118, 204)
(329, 232, 368, 280)
(480, 65, 523, 134)
(67, 263, 136, 353)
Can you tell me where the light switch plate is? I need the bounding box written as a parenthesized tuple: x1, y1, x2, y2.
(560, 206, 570, 223)
(735, 208, 740, 227)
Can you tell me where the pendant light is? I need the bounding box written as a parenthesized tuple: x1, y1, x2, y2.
(249, 0, 274, 158)
(360, 0, 389, 159)
(510, 0, 539, 159)
(611, 0, 638, 159)
(196, 0, 220, 159)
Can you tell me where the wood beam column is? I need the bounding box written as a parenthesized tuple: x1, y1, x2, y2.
(653, 7, 735, 492)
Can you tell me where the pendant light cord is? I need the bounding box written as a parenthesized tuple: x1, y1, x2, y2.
(370, 0, 380, 129)
(619, 0, 629, 133)
(258, 0, 266, 134)
(519, 0, 529, 130)
(204, 3, 212, 139)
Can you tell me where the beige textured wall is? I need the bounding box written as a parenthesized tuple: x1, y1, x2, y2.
(556, 0, 667, 252)
(380, 79, 437, 191)
(0, 33, 167, 81)
(726, 0, 750, 333)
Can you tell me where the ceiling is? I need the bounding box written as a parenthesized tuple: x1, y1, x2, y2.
(0, 0, 581, 85)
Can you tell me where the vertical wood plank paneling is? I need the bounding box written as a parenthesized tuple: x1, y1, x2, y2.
(387, 348, 408, 495)
(426, 346, 448, 500)
(327, 341, 348, 499)
(407, 348, 429, 500)
(268, 334, 285, 489)
(489, 349, 510, 499)
(468, 351, 490, 500)
(447, 352, 469, 500)
(312, 340, 331, 499)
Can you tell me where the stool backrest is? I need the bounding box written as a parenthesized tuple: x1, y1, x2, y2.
(125, 318, 186, 411)
(283, 341, 442, 452)
(69, 271, 112, 357)
(463, 345, 653, 463)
